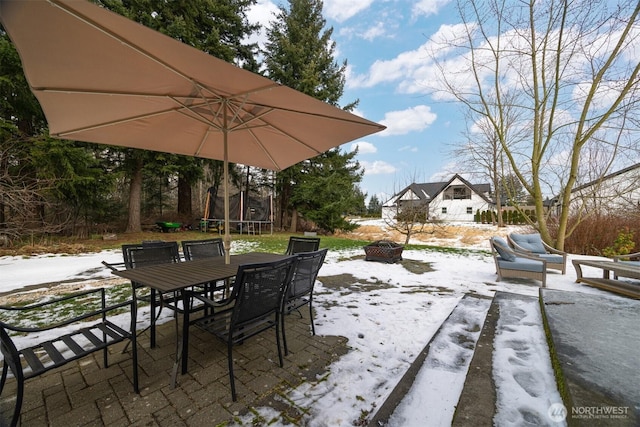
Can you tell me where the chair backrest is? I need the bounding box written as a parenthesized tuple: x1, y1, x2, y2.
(122, 241, 180, 269)
(285, 236, 321, 255)
(181, 238, 224, 261)
(490, 237, 516, 261)
(508, 233, 546, 254)
(287, 249, 328, 300)
(230, 257, 296, 327)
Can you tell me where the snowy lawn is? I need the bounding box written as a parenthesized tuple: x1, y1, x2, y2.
(0, 227, 615, 426)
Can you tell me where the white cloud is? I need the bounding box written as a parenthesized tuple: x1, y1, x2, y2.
(398, 145, 419, 153)
(324, 0, 374, 22)
(412, 0, 454, 18)
(379, 105, 437, 136)
(361, 22, 387, 41)
(351, 141, 377, 154)
(360, 160, 397, 175)
(245, 0, 279, 49)
(346, 23, 470, 92)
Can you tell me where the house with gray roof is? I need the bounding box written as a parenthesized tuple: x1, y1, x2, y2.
(568, 163, 640, 213)
(382, 174, 493, 222)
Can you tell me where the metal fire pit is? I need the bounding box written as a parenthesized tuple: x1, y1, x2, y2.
(364, 240, 404, 263)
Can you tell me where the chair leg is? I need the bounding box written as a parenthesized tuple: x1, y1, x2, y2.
(275, 317, 284, 368)
(281, 308, 289, 356)
(150, 289, 157, 348)
(308, 300, 315, 336)
(0, 361, 8, 393)
(228, 340, 237, 401)
(11, 372, 24, 427)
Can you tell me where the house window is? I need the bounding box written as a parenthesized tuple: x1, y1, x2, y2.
(467, 207, 473, 214)
(443, 185, 471, 200)
(442, 207, 447, 214)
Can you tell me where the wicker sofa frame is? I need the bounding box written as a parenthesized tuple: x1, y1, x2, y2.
(491, 237, 547, 287)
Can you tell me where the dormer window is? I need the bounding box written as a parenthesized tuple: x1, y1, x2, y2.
(443, 185, 471, 200)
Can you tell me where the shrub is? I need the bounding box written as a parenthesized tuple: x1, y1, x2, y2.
(602, 228, 635, 257)
(554, 214, 640, 255)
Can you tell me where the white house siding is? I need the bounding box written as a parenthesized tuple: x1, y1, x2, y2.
(570, 165, 640, 214)
(434, 194, 490, 222)
(381, 188, 428, 222)
(381, 176, 492, 223)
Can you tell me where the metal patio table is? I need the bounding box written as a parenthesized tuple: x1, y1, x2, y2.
(111, 252, 288, 386)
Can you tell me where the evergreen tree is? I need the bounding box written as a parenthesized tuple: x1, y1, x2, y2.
(97, 0, 259, 231)
(264, 0, 361, 232)
(367, 195, 382, 217)
(290, 149, 363, 232)
(1, 31, 117, 239)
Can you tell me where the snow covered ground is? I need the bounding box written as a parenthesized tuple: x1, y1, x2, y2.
(0, 222, 614, 426)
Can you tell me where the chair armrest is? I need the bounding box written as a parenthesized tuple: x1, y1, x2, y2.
(102, 260, 126, 271)
(0, 288, 133, 333)
(540, 240, 567, 256)
(187, 290, 234, 309)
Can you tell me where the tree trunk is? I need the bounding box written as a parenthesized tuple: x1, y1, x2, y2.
(177, 176, 192, 219)
(126, 158, 143, 233)
(289, 208, 297, 233)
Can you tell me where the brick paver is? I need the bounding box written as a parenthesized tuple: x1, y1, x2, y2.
(2, 311, 348, 426)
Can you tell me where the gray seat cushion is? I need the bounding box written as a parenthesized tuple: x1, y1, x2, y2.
(538, 254, 563, 264)
(498, 256, 545, 272)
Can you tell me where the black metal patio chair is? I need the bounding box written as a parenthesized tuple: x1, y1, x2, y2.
(181, 237, 228, 302)
(285, 236, 321, 255)
(184, 256, 296, 401)
(281, 248, 328, 355)
(121, 241, 181, 348)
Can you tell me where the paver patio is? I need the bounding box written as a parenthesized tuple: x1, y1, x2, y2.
(3, 311, 348, 426)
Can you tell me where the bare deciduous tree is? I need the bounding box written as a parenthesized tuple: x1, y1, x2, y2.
(0, 139, 61, 244)
(429, 0, 640, 250)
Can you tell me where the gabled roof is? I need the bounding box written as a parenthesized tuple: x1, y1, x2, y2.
(387, 174, 493, 205)
(571, 163, 640, 193)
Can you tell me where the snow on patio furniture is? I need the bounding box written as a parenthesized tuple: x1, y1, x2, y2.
(507, 233, 567, 274)
(490, 237, 547, 287)
(364, 240, 404, 263)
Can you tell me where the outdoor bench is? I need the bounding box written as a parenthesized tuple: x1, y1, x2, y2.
(0, 288, 138, 427)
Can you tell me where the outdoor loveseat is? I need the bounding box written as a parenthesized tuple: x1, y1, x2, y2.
(507, 233, 567, 274)
(490, 237, 547, 287)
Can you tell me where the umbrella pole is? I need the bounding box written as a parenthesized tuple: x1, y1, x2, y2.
(223, 101, 231, 264)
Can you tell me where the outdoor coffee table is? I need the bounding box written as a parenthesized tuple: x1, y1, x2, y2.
(111, 251, 288, 386)
(571, 259, 640, 299)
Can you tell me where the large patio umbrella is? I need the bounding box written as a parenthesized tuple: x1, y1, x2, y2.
(0, 0, 385, 262)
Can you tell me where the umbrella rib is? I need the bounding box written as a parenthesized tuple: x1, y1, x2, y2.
(53, 109, 179, 137)
(35, 86, 214, 101)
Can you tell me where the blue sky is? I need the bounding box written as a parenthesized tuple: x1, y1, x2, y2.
(247, 0, 467, 203)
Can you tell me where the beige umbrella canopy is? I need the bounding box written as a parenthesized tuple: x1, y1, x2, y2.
(0, 0, 385, 260)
